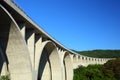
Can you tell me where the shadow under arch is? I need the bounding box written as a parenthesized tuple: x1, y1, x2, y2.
(63, 52, 73, 80)
(0, 46, 5, 75)
(37, 41, 62, 80)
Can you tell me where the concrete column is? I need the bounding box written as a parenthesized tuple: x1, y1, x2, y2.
(86, 57, 89, 66)
(101, 59, 103, 64)
(85, 57, 88, 66)
(93, 58, 96, 64)
(81, 56, 84, 66)
(58, 50, 65, 80)
(34, 34, 42, 80)
(79, 56, 83, 66)
(70, 54, 73, 65)
(58, 49, 63, 80)
(96, 58, 99, 64)
(100, 59, 103, 64)
(104, 59, 106, 63)
(73, 55, 78, 69)
(90, 58, 94, 64)
(94, 58, 96, 64)
(88, 58, 91, 65)
(64, 53, 73, 80)
(78, 56, 80, 66)
(83, 57, 87, 66)
(26, 29, 35, 69)
(96, 59, 99, 64)
(6, 21, 33, 80)
(98, 58, 100, 64)
(35, 35, 42, 70)
(102, 59, 106, 64)
(98, 59, 101, 64)
(103, 59, 105, 64)
(76, 55, 79, 68)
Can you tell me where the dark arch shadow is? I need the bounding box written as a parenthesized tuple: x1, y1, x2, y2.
(37, 49, 51, 80)
(0, 6, 11, 74)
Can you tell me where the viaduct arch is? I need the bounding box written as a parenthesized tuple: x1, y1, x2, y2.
(0, 0, 111, 80)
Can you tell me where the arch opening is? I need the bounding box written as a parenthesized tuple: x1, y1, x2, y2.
(37, 41, 62, 80)
(37, 49, 51, 80)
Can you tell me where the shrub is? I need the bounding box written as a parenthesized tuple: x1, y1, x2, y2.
(0, 75, 10, 80)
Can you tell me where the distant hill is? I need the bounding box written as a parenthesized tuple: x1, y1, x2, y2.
(73, 50, 120, 58)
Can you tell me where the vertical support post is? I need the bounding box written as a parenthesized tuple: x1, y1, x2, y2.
(26, 29, 35, 69)
(6, 21, 33, 80)
(35, 34, 42, 71)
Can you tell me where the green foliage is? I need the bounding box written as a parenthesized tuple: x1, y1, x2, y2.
(74, 50, 120, 58)
(0, 75, 10, 80)
(74, 59, 120, 80)
(102, 59, 120, 80)
(74, 65, 104, 80)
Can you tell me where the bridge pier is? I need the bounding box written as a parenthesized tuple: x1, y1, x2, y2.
(58, 50, 66, 80)
(26, 29, 35, 70)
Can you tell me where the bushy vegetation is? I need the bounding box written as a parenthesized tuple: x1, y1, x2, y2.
(0, 75, 10, 80)
(102, 59, 120, 80)
(74, 59, 120, 80)
(74, 50, 120, 58)
(74, 65, 106, 80)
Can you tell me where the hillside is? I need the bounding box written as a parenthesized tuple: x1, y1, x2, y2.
(74, 59, 120, 80)
(74, 50, 120, 58)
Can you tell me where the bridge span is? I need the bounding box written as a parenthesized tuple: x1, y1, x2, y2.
(0, 0, 110, 80)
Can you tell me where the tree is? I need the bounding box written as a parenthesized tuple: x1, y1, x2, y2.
(102, 59, 120, 80)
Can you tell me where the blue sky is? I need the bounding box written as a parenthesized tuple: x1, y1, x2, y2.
(13, 0, 120, 51)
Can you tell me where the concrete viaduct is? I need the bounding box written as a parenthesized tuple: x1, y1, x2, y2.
(0, 0, 110, 80)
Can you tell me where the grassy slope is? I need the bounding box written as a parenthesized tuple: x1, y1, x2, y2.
(74, 50, 120, 58)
